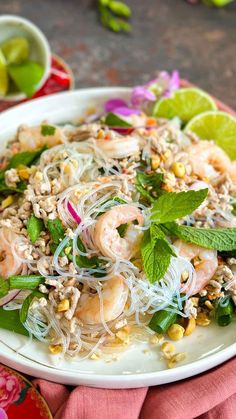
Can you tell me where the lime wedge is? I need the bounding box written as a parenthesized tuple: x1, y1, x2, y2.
(153, 88, 217, 124)
(185, 111, 236, 160)
(1, 37, 29, 65)
(8, 61, 44, 97)
(0, 49, 8, 96)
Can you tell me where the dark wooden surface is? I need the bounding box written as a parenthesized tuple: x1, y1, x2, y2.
(1, 0, 236, 107)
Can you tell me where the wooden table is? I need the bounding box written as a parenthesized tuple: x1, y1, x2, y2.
(0, 0, 235, 108)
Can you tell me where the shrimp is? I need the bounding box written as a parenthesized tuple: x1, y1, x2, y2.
(0, 228, 23, 278)
(18, 124, 65, 151)
(76, 275, 128, 324)
(96, 136, 140, 159)
(188, 141, 236, 183)
(94, 204, 144, 260)
(174, 240, 218, 295)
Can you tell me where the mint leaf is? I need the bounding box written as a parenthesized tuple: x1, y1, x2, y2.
(41, 124, 56, 136)
(104, 112, 132, 127)
(150, 224, 176, 257)
(151, 189, 208, 224)
(136, 172, 165, 203)
(163, 222, 236, 251)
(141, 229, 174, 283)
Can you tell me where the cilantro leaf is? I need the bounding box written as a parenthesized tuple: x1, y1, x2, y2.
(27, 215, 44, 244)
(141, 229, 175, 283)
(163, 222, 236, 252)
(41, 125, 56, 136)
(104, 112, 132, 127)
(136, 172, 165, 203)
(151, 189, 208, 224)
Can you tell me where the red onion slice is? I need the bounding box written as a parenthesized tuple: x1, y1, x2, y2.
(0, 289, 20, 307)
(67, 201, 81, 225)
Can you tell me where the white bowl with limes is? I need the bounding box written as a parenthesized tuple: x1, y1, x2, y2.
(0, 15, 51, 101)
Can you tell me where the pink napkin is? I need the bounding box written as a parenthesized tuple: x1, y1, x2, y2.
(33, 356, 236, 419)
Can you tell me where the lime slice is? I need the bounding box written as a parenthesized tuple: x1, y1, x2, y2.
(185, 111, 236, 160)
(153, 88, 217, 124)
(1, 37, 29, 65)
(8, 61, 44, 97)
(0, 49, 8, 96)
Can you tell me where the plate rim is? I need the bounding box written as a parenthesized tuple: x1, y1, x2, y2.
(0, 87, 235, 388)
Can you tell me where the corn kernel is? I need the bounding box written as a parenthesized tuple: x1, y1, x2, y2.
(49, 344, 62, 354)
(18, 166, 30, 180)
(184, 317, 196, 336)
(90, 353, 100, 360)
(205, 300, 214, 310)
(116, 330, 130, 344)
(172, 162, 186, 178)
(1, 195, 14, 209)
(167, 324, 185, 341)
(196, 312, 211, 326)
(151, 155, 160, 170)
(161, 342, 175, 354)
(97, 129, 105, 139)
(57, 299, 70, 312)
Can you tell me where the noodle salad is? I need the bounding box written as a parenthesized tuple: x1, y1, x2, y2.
(0, 72, 235, 367)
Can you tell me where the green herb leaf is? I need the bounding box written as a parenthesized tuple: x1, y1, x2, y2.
(104, 112, 132, 128)
(47, 218, 65, 245)
(151, 189, 208, 224)
(20, 291, 45, 323)
(0, 179, 27, 194)
(9, 274, 45, 290)
(0, 277, 9, 298)
(136, 172, 165, 203)
(41, 124, 56, 136)
(74, 236, 103, 269)
(27, 215, 44, 244)
(7, 146, 47, 169)
(232, 197, 236, 216)
(141, 229, 174, 283)
(163, 222, 236, 252)
(0, 307, 29, 336)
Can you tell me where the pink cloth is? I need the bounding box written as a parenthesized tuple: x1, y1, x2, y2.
(33, 356, 236, 419)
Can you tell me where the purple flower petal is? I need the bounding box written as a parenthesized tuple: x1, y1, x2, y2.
(114, 106, 141, 116)
(104, 98, 128, 113)
(131, 86, 156, 106)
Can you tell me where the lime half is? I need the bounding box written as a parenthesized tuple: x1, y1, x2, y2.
(0, 49, 8, 96)
(8, 61, 44, 97)
(185, 111, 236, 160)
(153, 88, 217, 124)
(1, 37, 29, 65)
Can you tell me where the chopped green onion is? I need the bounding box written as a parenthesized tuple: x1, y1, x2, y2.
(0, 307, 29, 336)
(20, 291, 46, 323)
(149, 308, 177, 333)
(27, 215, 44, 244)
(0, 278, 9, 298)
(9, 275, 45, 290)
(215, 297, 234, 327)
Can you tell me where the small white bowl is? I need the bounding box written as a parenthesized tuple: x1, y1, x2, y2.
(0, 15, 51, 101)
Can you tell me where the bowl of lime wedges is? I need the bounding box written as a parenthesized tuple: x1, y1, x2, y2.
(0, 15, 51, 101)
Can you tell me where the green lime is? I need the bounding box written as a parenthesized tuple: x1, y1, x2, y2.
(8, 61, 44, 97)
(185, 111, 236, 160)
(0, 49, 8, 96)
(153, 88, 217, 124)
(1, 37, 29, 65)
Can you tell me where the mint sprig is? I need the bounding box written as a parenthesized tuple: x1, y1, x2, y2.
(141, 188, 236, 284)
(162, 222, 236, 252)
(151, 189, 208, 224)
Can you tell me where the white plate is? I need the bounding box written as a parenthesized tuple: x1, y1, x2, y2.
(0, 88, 235, 388)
